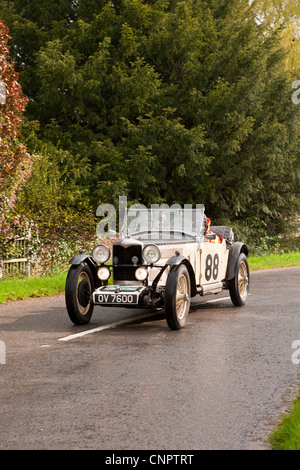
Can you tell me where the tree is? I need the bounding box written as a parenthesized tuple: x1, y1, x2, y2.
(194, 0, 300, 232)
(249, 0, 300, 75)
(0, 21, 37, 242)
(0, 0, 299, 243)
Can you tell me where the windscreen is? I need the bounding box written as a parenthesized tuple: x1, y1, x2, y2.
(125, 205, 205, 241)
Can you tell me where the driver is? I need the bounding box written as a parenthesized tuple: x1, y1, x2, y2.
(204, 216, 222, 244)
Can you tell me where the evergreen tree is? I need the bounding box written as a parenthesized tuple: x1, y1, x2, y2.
(0, 0, 299, 239)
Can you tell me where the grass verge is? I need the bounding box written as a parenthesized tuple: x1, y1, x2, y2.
(0, 271, 67, 304)
(248, 251, 300, 271)
(269, 395, 300, 450)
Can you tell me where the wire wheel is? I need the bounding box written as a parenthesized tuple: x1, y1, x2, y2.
(176, 274, 189, 321)
(238, 260, 249, 301)
(165, 264, 191, 330)
(229, 253, 249, 306)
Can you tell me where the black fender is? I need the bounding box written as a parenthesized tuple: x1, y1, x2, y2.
(69, 253, 97, 266)
(69, 253, 99, 276)
(166, 255, 197, 297)
(226, 242, 249, 281)
(69, 253, 102, 288)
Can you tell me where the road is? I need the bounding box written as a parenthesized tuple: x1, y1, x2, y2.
(0, 266, 299, 450)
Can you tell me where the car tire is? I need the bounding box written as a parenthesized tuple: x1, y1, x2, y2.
(228, 253, 249, 306)
(65, 262, 95, 325)
(165, 264, 191, 330)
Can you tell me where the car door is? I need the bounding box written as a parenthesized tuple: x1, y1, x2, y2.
(199, 240, 229, 285)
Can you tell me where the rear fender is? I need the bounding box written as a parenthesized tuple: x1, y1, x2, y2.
(226, 242, 249, 281)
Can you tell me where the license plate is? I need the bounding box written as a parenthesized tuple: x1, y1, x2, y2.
(95, 292, 138, 305)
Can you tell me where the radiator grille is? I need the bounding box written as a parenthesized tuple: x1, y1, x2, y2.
(112, 244, 142, 281)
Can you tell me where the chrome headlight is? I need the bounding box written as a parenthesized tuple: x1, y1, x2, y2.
(92, 244, 110, 264)
(135, 266, 148, 281)
(142, 244, 161, 264)
(97, 266, 111, 281)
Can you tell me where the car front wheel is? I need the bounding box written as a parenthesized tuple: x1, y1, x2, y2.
(229, 253, 249, 306)
(165, 264, 191, 330)
(65, 263, 95, 325)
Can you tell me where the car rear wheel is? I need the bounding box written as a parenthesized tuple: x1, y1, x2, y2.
(165, 264, 191, 330)
(65, 263, 95, 325)
(229, 253, 249, 306)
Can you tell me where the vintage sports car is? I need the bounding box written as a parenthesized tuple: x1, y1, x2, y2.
(65, 206, 250, 330)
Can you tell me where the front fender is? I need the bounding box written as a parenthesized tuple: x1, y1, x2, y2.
(69, 254, 99, 279)
(69, 253, 97, 266)
(166, 255, 186, 266)
(226, 242, 249, 281)
(166, 255, 197, 297)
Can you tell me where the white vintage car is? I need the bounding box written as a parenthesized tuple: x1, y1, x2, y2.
(65, 206, 249, 330)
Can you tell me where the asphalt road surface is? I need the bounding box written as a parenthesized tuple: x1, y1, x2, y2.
(0, 266, 300, 450)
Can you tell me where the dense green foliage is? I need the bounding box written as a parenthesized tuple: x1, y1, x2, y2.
(0, 0, 299, 245)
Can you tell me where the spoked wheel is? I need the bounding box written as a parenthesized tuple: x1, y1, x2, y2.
(229, 253, 250, 306)
(65, 263, 95, 325)
(165, 264, 191, 330)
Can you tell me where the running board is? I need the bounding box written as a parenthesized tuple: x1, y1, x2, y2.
(197, 282, 223, 296)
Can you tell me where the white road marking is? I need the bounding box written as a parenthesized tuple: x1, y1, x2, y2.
(59, 295, 244, 342)
(205, 296, 231, 303)
(58, 311, 162, 342)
